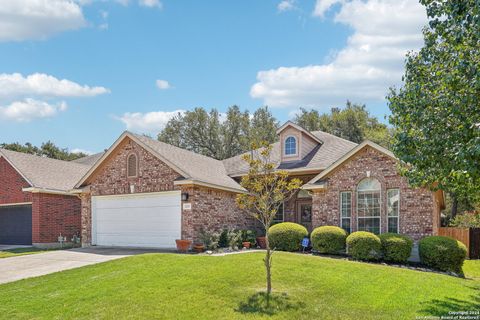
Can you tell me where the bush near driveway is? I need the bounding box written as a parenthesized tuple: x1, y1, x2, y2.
(419, 236, 467, 275)
(269, 222, 308, 252)
(310, 226, 347, 254)
(379, 233, 413, 264)
(346, 231, 381, 261)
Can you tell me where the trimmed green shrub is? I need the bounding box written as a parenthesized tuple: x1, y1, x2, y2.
(346, 231, 381, 261)
(268, 222, 308, 252)
(419, 236, 467, 274)
(310, 226, 347, 254)
(379, 233, 413, 263)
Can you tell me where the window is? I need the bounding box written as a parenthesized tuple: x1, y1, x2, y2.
(357, 178, 381, 234)
(127, 153, 138, 177)
(387, 189, 400, 233)
(340, 191, 352, 233)
(284, 136, 297, 155)
(273, 203, 284, 223)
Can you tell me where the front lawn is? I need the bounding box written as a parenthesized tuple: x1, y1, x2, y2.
(0, 252, 478, 319)
(0, 247, 46, 259)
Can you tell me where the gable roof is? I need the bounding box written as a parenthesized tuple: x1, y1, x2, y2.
(71, 152, 105, 166)
(303, 140, 397, 189)
(0, 149, 93, 193)
(222, 130, 358, 176)
(75, 132, 245, 193)
(276, 121, 323, 144)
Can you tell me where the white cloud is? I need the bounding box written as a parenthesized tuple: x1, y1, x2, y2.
(71, 148, 94, 155)
(156, 79, 172, 90)
(0, 73, 110, 99)
(251, 0, 427, 108)
(0, 99, 67, 122)
(0, 0, 86, 42)
(118, 110, 185, 133)
(278, 0, 296, 12)
(139, 0, 162, 9)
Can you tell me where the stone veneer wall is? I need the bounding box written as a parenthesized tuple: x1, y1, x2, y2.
(283, 174, 316, 222)
(311, 146, 441, 240)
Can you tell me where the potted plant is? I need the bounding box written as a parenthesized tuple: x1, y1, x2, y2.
(175, 239, 192, 252)
(256, 235, 267, 249)
(193, 243, 204, 253)
(240, 230, 256, 249)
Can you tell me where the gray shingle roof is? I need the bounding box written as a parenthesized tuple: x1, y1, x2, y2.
(71, 152, 105, 166)
(131, 134, 244, 191)
(0, 149, 92, 192)
(222, 131, 358, 176)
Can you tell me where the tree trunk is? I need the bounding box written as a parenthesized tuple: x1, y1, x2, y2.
(264, 232, 272, 296)
(451, 194, 458, 219)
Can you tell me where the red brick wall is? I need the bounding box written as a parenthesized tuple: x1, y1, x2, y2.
(31, 193, 81, 243)
(0, 157, 32, 204)
(283, 174, 315, 222)
(312, 146, 438, 240)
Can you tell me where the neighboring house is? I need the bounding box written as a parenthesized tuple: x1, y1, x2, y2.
(73, 121, 444, 249)
(0, 149, 101, 247)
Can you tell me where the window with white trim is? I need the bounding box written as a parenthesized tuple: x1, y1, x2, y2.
(357, 178, 381, 234)
(273, 203, 284, 223)
(340, 191, 352, 233)
(387, 189, 400, 233)
(127, 153, 138, 177)
(284, 136, 297, 155)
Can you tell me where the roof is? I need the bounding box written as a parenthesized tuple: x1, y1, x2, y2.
(71, 152, 105, 166)
(276, 121, 323, 144)
(303, 141, 397, 189)
(76, 132, 245, 193)
(0, 149, 93, 192)
(222, 130, 358, 176)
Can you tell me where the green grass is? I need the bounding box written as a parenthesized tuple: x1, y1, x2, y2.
(0, 252, 478, 319)
(0, 247, 46, 259)
(464, 259, 480, 280)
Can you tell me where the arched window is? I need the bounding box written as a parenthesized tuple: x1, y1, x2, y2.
(127, 153, 138, 177)
(284, 136, 297, 155)
(357, 178, 381, 234)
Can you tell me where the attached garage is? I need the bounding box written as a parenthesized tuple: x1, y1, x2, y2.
(0, 204, 32, 245)
(91, 191, 181, 248)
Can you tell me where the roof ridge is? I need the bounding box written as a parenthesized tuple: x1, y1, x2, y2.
(0, 148, 91, 168)
(310, 130, 358, 145)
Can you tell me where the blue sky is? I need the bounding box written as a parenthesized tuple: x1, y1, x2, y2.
(0, 0, 427, 153)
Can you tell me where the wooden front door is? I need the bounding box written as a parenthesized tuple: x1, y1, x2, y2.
(296, 200, 313, 232)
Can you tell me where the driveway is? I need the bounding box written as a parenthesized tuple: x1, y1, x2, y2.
(0, 247, 159, 285)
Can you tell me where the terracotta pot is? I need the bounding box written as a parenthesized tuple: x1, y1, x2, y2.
(256, 236, 267, 249)
(176, 239, 192, 252)
(242, 241, 251, 249)
(193, 244, 205, 253)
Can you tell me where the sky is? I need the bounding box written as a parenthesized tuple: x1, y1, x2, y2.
(0, 0, 428, 154)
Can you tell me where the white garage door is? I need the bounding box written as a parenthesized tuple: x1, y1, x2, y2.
(92, 191, 181, 248)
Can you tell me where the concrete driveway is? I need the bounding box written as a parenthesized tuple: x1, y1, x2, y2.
(0, 247, 159, 285)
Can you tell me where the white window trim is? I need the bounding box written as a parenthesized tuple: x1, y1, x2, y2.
(387, 188, 400, 233)
(127, 153, 138, 178)
(356, 179, 382, 234)
(283, 135, 298, 157)
(339, 191, 352, 233)
(273, 202, 285, 223)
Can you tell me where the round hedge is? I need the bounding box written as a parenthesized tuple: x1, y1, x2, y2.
(268, 222, 308, 252)
(419, 236, 467, 274)
(346, 231, 381, 261)
(379, 233, 413, 263)
(310, 226, 347, 254)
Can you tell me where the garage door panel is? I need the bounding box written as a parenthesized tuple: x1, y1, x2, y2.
(0, 205, 32, 245)
(93, 192, 181, 248)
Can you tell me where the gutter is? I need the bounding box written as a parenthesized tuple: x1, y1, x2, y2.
(173, 179, 247, 194)
(22, 187, 77, 196)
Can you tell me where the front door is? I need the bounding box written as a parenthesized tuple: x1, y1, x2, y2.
(296, 200, 312, 232)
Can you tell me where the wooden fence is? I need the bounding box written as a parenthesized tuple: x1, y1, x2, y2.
(438, 227, 480, 259)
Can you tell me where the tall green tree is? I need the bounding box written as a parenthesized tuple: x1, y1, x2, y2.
(294, 102, 392, 147)
(250, 106, 279, 146)
(221, 105, 250, 159)
(0, 141, 87, 161)
(387, 0, 480, 216)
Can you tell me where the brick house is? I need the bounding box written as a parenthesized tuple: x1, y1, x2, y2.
(0, 149, 101, 247)
(72, 121, 444, 248)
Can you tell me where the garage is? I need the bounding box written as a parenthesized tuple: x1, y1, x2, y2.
(0, 204, 32, 245)
(91, 191, 181, 248)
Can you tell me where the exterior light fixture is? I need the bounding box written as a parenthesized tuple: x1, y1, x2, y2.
(181, 192, 189, 201)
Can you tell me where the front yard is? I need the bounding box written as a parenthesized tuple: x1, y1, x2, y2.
(0, 252, 478, 319)
(0, 247, 46, 259)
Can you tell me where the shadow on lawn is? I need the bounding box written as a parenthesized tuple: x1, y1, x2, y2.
(420, 288, 480, 317)
(235, 292, 305, 316)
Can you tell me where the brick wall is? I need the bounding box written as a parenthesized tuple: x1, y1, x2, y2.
(312, 146, 439, 240)
(283, 174, 315, 222)
(0, 157, 32, 204)
(31, 193, 81, 243)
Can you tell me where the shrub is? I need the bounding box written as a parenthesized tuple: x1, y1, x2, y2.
(379, 233, 413, 263)
(346, 231, 381, 261)
(310, 226, 347, 254)
(237, 229, 257, 247)
(268, 222, 308, 252)
(218, 229, 229, 248)
(198, 228, 219, 250)
(419, 236, 467, 274)
(450, 212, 480, 228)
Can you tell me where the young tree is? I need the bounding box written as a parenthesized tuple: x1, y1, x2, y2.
(236, 143, 302, 295)
(387, 0, 480, 216)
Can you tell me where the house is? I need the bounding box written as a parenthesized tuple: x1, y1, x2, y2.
(73, 121, 444, 249)
(0, 149, 101, 247)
